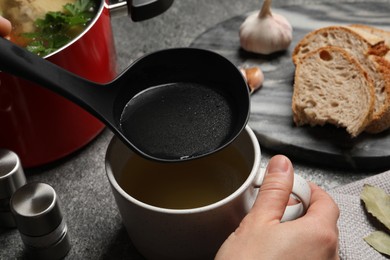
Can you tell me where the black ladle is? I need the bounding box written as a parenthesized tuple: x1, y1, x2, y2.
(0, 38, 250, 162)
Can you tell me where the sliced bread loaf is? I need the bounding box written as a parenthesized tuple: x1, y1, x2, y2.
(293, 25, 390, 133)
(292, 46, 375, 137)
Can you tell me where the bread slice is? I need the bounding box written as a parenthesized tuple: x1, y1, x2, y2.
(365, 55, 390, 133)
(345, 24, 390, 133)
(293, 25, 390, 133)
(292, 46, 375, 137)
(348, 24, 390, 48)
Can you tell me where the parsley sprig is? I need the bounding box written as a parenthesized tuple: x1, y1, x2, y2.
(23, 0, 96, 56)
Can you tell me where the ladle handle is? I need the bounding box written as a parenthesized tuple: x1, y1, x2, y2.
(0, 37, 111, 119)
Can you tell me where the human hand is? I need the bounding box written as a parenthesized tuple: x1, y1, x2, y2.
(0, 16, 11, 39)
(216, 155, 340, 260)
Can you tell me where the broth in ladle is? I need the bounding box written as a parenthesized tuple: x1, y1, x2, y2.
(120, 82, 236, 160)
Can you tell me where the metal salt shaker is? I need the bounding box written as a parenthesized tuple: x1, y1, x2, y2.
(10, 182, 71, 259)
(0, 149, 27, 228)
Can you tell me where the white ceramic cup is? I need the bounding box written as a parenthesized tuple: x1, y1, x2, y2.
(105, 126, 311, 260)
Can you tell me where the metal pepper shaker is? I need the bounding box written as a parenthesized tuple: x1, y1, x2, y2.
(0, 149, 27, 228)
(10, 182, 71, 259)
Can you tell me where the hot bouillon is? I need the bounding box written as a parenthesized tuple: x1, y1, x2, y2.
(0, 0, 97, 56)
(120, 82, 236, 160)
(118, 143, 251, 209)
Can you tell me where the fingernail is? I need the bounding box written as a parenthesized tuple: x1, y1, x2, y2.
(267, 155, 289, 174)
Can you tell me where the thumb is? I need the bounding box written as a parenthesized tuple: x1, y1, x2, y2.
(0, 16, 11, 38)
(251, 155, 294, 223)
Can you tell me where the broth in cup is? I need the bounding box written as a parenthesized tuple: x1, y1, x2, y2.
(118, 142, 250, 209)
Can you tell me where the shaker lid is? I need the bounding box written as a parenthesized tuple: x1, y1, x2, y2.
(10, 182, 63, 236)
(0, 149, 26, 198)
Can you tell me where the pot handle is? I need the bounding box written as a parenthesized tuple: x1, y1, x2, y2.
(108, 0, 174, 21)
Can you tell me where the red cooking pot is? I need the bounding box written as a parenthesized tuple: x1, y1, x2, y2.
(0, 0, 173, 168)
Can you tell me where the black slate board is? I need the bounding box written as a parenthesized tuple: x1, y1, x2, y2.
(190, 2, 390, 171)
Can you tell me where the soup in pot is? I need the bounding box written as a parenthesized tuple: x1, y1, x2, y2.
(0, 0, 97, 56)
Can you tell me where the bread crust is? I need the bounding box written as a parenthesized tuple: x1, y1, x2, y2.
(292, 46, 375, 137)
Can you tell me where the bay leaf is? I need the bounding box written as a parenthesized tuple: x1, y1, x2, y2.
(364, 231, 390, 256)
(360, 184, 390, 231)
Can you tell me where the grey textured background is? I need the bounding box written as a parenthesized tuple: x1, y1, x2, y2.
(1, 0, 389, 259)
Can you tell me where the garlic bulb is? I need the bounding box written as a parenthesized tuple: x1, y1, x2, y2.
(239, 0, 292, 55)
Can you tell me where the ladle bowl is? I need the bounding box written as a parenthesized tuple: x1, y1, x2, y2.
(0, 38, 250, 162)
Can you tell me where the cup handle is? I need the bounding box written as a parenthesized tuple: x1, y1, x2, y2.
(254, 168, 311, 222)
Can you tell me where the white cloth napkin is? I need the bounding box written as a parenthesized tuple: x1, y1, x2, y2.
(329, 170, 390, 260)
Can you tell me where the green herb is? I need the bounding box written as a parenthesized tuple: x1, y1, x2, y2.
(364, 231, 390, 256)
(361, 184, 390, 230)
(361, 184, 390, 257)
(23, 0, 96, 56)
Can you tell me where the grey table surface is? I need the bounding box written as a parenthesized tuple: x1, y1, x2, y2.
(1, 0, 389, 259)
